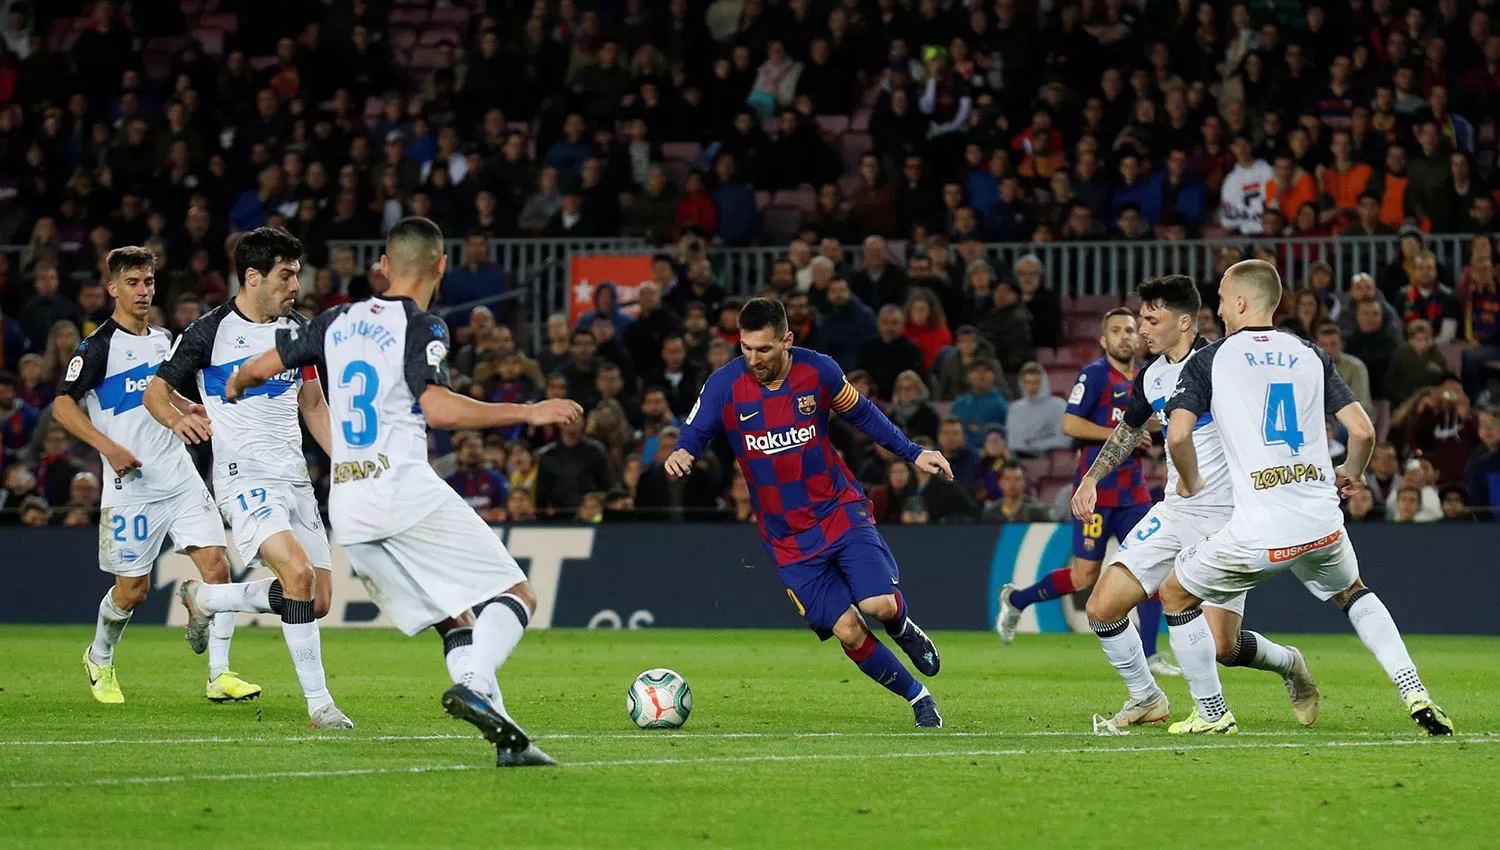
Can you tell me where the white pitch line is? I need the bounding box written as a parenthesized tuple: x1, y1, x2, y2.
(4, 737, 1493, 790)
(3, 730, 1496, 747)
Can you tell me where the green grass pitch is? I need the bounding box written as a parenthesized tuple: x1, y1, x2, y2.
(1, 626, 1495, 848)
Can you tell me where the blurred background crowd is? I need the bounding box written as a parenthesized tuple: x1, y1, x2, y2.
(0, 0, 1497, 528)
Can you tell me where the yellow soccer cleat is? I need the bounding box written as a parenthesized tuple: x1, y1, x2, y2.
(206, 672, 263, 702)
(1403, 689, 1454, 736)
(82, 647, 124, 704)
(1168, 707, 1238, 735)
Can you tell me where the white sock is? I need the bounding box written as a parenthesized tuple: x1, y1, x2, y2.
(280, 598, 333, 712)
(471, 595, 529, 708)
(907, 684, 931, 706)
(1166, 609, 1228, 721)
(1239, 630, 1295, 675)
(1092, 617, 1159, 700)
(90, 590, 132, 666)
(207, 613, 235, 680)
(1346, 591, 1425, 698)
(200, 578, 278, 614)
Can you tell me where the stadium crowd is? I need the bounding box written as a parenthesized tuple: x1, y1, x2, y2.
(0, 0, 1498, 527)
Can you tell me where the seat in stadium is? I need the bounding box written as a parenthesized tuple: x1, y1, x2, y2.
(1067, 295, 1122, 315)
(390, 28, 418, 51)
(419, 28, 461, 46)
(1022, 457, 1049, 484)
(772, 187, 817, 213)
(389, 7, 428, 25)
(1039, 476, 1071, 504)
(816, 115, 850, 137)
(661, 142, 701, 162)
(762, 206, 804, 245)
(851, 107, 872, 131)
(430, 6, 470, 26)
(840, 131, 872, 162)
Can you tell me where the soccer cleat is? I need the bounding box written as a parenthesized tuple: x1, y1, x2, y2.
(206, 671, 262, 703)
(177, 579, 211, 655)
(309, 703, 355, 729)
(892, 620, 941, 676)
(912, 694, 944, 728)
(1282, 646, 1320, 727)
(1168, 707, 1238, 735)
(1403, 689, 1454, 736)
(996, 583, 1021, 645)
(82, 648, 123, 704)
(1146, 653, 1182, 678)
(442, 684, 554, 766)
(1110, 689, 1171, 727)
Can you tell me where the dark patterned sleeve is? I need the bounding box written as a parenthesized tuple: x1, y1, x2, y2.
(276, 307, 339, 370)
(1165, 340, 1220, 417)
(58, 331, 111, 402)
(155, 317, 215, 390)
(1318, 347, 1360, 414)
(403, 311, 453, 400)
(1122, 361, 1155, 429)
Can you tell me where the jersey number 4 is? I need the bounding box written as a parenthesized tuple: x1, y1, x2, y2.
(340, 360, 380, 448)
(1262, 383, 1306, 455)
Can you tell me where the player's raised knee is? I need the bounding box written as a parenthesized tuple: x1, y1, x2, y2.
(856, 593, 898, 622)
(830, 607, 868, 650)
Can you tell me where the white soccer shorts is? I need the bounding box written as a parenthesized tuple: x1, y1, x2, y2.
(1173, 523, 1360, 607)
(220, 481, 332, 571)
(342, 493, 527, 636)
(98, 487, 224, 577)
(1112, 502, 1246, 616)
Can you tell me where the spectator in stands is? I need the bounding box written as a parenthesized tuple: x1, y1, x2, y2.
(711, 153, 758, 246)
(848, 236, 906, 308)
(1345, 480, 1381, 523)
(1439, 484, 1476, 522)
(980, 461, 1055, 524)
(518, 167, 564, 235)
(649, 336, 704, 419)
(637, 426, 722, 522)
(626, 165, 680, 245)
(1464, 408, 1500, 520)
(623, 282, 681, 379)
(936, 416, 981, 488)
(1404, 378, 1479, 486)
(977, 280, 1035, 377)
(1401, 251, 1461, 343)
(446, 433, 508, 523)
(39, 320, 79, 391)
(857, 306, 925, 400)
(575, 283, 634, 335)
(34, 424, 82, 508)
(0, 370, 39, 465)
(556, 329, 602, 411)
(1395, 456, 1445, 522)
(1341, 272, 1404, 345)
(818, 277, 878, 372)
(1458, 254, 1500, 399)
(535, 417, 615, 517)
(1221, 134, 1274, 235)
(1012, 255, 1061, 351)
(18, 495, 49, 528)
(443, 235, 506, 329)
(1142, 148, 1205, 227)
(902, 288, 951, 371)
(1365, 443, 1403, 511)
(1387, 319, 1450, 408)
(1341, 192, 1397, 238)
(909, 436, 979, 523)
(666, 257, 725, 318)
(951, 359, 1009, 451)
(19, 264, 79, 353)
(537, 314, 574, 377)
(888, 370, 940, 443)
(935, 324, 998, 402)
(1006, 363, 1071, 458)
(1316, 321, 1375, 419)
(869, 461, 916, 525)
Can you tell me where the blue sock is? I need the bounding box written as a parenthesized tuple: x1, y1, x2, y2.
(1009, 568, 1076, 611)
(846, 635, 923, 701)
(1137, 597, 1163, 657)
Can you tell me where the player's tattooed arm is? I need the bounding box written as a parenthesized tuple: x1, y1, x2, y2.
(1084, 421, 1148, 483)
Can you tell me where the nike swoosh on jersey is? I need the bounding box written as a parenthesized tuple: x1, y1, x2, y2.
(739, 411, 760, 421)
(1112, 391, 1128, 399)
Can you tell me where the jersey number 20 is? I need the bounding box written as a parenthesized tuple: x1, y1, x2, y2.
(340, 360, 380, 448)
(1262, 382, 1305, 455)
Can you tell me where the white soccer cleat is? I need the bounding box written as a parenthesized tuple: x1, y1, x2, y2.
(309, 703, 354, 729)
(1147, 653, 1182, 678)
(177, 579, 211, 655)
(1110, 688, 1171, 727)
(1282, 646, 1320, 727)
(996, 583, 1021, 645)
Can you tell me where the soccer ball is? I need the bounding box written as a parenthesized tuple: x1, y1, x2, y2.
(627, 668, 692, 729)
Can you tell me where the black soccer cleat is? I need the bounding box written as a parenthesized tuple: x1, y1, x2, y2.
(913, 694, 944, 728)
(442, 684, 533, 751)
(893, 620, 941, 677)
(497, 743, 558, 767)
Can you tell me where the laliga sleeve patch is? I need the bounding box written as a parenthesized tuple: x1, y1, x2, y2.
(687, 398, 701, 425)
(1068, 381, 1086, 405)
(426, 340, 447, 367)
(65, 356, 84, 383)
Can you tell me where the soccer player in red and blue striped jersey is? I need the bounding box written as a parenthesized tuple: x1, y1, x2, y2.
(997, 309, 1177, 675)
(667, 298, 951, 727)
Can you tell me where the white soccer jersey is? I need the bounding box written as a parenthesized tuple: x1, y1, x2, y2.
(1165, 326, 1360, 548)
(155, 302, 317, 494)
(1220, 159, 1275, 235)
(1121, 336, 1233, 509)
(58, 319, 202, 507)
(276, 296, 454, 545)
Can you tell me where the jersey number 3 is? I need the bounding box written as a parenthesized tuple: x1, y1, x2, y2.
(1262, 383, 1305, 455)
(340, 360, 380, 448)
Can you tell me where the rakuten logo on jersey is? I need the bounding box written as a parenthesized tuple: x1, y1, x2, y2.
(744, 424, 817, 456)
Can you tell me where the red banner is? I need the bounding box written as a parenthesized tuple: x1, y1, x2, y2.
(569, 255, 653, 328)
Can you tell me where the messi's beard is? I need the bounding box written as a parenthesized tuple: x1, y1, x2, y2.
(752, 350, 790, 384)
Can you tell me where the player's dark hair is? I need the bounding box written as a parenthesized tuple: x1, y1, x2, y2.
(1101, 306, 1135, 332)
(738, 297, 789, 337)
(233, 227, 304, 283)
(386, 216, 445, 277)
(106, 246, 156, 280)
(1137, 275, 1200, 318)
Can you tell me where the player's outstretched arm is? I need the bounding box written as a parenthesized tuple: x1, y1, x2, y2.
(225, 348, 287, 402)
(835, 382, 954, 480)
(1072, 420, 1149, 520)
(143, 376, 212, 445)
(1166, 408, 1203, 496)
(1062, 412, 1117, 442)
(418, 385, 582, 431)
(51, 394, 140, 474)
(298, 380, 334, 457)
